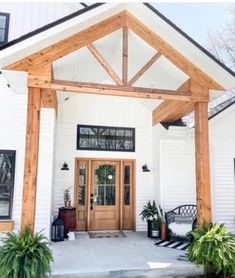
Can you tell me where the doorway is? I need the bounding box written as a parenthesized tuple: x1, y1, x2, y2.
(74, 158, 135, 231)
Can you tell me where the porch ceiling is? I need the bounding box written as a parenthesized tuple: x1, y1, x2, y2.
(53, 28, 188, 107)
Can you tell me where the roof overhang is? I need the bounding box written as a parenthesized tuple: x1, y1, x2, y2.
(0, 3, 234, 91)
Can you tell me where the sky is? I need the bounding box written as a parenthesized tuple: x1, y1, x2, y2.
(153, 3, 234, 46)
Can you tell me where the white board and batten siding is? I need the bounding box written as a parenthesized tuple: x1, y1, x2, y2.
(0, 74, 27, 231)
(0, 72, 56, 237)
(34, 109, 56, 239)
(158, 127, 196, 211)
(53, 93, 155, 231)
(0, 3, 84, 41)
(209, 105, 235, 233)
(154, 106, 235, 233)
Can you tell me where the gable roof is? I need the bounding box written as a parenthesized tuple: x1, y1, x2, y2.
(0, 3, 104, 51)
(0, 3, 234, 90)
(143, 3, 235, 79)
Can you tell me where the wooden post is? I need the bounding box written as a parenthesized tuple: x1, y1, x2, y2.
(194, 102, 212, 225)
(21, 87, 41, 232)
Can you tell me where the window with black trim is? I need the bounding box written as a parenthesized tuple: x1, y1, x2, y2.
(0, 150, 16, 219)
(77, 125, 135, 152)
(0, 13, 10, 45)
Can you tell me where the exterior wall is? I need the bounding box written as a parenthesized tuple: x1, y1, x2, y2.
(0, 72, 56, 236)
(158, 127, 196, 211)
(53, 94, 154, 231)
(209, 105, 235, 233)
(152, 124, 166, 204)
(0, 3, 84, 42)
(34, 109, 56, 238)
(153, 106, 235, 232)
(0, 74, 27, 230)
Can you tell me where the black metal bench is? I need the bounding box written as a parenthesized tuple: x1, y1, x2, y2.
(165, 204, 197, 241)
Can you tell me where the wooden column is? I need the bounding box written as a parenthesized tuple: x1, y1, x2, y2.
(21, 87, 41, 232)
(194, 101, 212, 225)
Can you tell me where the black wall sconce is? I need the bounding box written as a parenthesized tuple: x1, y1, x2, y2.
(142, 164, 150, 172)
(61, 162, 69, 171)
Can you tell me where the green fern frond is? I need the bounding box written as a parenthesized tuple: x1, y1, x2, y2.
(0, 226, 53, 278)
(188, 222, 235, 276)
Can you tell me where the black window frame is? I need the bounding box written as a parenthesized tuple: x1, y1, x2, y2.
(0, 12, 10, 46)
(0, 150, 16, 219)
(77, 124, 135, 152)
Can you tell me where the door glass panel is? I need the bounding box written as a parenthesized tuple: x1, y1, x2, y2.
(94, 165, 116, 206)
(78, 164, 86, 205)
(124, 165, 130, 205)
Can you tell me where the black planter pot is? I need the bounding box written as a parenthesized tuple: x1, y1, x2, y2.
(147, 220, 152, 237)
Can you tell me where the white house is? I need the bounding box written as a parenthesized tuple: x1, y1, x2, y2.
(0, 3, 234, 239)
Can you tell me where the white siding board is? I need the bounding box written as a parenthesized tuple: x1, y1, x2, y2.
(0, 3, 84, 41)
(35, 109, 56, 239)
(159, 135, 196, 211)
(0, 76, 27, 230)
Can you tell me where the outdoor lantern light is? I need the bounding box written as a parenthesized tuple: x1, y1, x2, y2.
(142, 164, 150, 172)
(61, 162, 69, 171)
(52, 218, 64, 242)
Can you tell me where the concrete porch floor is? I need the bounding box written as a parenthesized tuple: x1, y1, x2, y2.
(50, 231, 203, 278)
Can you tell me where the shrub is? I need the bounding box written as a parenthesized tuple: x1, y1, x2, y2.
(0, 226, 53, 278)
(188, 222, 235, 276)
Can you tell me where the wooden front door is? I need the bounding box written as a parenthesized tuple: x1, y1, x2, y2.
(90, 161, 120, 230)
(74, 158, 135, 231)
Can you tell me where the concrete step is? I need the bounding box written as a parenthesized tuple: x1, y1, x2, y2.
(50, 264, 204, 278)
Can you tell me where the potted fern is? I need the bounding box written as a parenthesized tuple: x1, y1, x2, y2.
(188, 222, 235, 276)
(64, 187, 71, 207)
(0, 226, 53, 278)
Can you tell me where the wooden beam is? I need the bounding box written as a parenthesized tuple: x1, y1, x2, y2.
(29, 64, 58, 113)
(128, 52, 161, 86)
(152, 80, 192, 125)
(163, 102, 193, 122)
(51, 79, 208, 102)
(194, 102, 212, 225)
(126, 12, 224, 90)
(87, 43, 123, 85)
(122, 27, 128, 85)
(21, 87, 41, 232)
(152, 100, 190, 125)
(5, 12, 126, 71)
(152, 79, 210, 125)
(41, 88, 58, 113)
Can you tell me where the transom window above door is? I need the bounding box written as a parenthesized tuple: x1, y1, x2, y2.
(77, 125, 135, 152)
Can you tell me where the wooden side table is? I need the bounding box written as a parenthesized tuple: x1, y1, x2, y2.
(58, 207, 76, 238)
